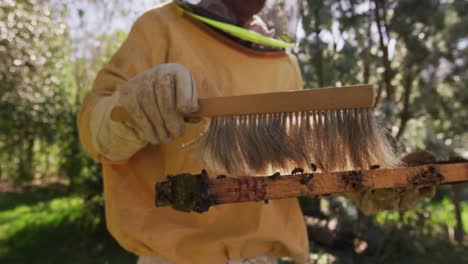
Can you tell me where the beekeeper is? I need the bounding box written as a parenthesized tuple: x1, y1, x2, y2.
(77, 1, 434, 263)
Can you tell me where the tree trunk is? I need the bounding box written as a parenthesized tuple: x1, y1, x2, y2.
(314, 5, 324, 87)
(301, 196, 324, 218)
(373, 0, 394, 101)
(396, 67, 414, 140)
(451, 184, 465, 243)
(363, 9, 373, 85)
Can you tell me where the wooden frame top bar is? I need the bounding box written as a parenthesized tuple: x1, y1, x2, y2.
(155, 161, 468, 213)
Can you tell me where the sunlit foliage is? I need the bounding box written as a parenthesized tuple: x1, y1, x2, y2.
(0, 0, 73, 181)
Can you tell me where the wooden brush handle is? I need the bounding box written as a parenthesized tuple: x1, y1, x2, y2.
(111, 84, 374, 122)
(195, 84, 374, 117)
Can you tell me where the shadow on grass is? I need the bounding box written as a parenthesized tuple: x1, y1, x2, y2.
(303, 218, 468, 264)
(1, 222, 136, 264)
(0, 184, 69, 211)
(0, 191, 136, 264)
(354, 230, 468, 264)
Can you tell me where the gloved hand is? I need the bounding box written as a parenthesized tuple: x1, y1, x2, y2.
(344, 150, 437, 215)
(90, 63, 198, 161)
(114, 63, 199, 144)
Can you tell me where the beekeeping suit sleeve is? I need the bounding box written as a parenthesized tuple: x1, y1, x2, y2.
(78, 17, 150, 162)
(345, 150, 437, 215)
(78, 13, 197, 162)
(79, 15, 200, 163)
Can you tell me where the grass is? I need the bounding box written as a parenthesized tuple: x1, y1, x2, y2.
(0, 186, 136, 264)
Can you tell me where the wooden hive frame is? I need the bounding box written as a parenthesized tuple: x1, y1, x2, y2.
(155, 160, 468, 213)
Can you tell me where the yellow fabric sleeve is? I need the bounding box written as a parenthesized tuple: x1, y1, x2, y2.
(77, 12, 168, 163)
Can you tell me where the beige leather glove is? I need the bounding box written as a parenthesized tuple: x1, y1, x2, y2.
(90, 63, 198, 161)
(345, 150, 437, 215)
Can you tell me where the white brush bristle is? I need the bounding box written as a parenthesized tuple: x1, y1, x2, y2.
(195, 109, 400, 174)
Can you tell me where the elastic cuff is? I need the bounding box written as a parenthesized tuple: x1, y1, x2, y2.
(90, 92, 147, 162)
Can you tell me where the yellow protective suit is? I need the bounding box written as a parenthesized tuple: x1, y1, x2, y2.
(78, 2, 308, 263)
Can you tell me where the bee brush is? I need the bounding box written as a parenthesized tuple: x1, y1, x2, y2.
(112, 84, 399, 173)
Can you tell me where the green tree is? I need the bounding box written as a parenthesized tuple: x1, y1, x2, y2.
(297, 0, 467, 156)
(0, 0, 73, 181)
(297, 0, 468, 250)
